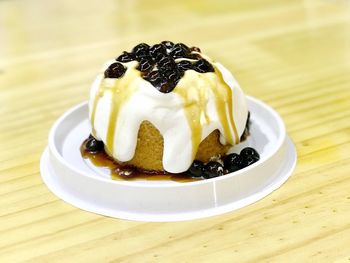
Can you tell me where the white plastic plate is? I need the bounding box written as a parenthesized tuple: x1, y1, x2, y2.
(40, 96, 296, 222)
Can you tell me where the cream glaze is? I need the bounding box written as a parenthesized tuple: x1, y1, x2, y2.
(89, 56, 248, 173)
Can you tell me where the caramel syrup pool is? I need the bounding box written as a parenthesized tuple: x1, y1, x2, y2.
(80, 139, 199, 182)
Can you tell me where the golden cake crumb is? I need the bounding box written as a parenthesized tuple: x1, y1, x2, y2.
(122, 121, 230, 171)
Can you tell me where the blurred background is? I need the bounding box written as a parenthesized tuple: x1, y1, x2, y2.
(1, 1, 350, 262)
(1, 0, 350, 153)
(1, 0, 350, 102)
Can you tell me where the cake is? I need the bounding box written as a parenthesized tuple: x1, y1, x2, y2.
(83, 41, 259, 179)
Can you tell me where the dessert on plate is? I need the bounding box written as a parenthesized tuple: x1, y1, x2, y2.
(81, 41, 259, 180)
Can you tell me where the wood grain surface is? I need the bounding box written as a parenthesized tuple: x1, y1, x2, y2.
(1, 0, 350, 262)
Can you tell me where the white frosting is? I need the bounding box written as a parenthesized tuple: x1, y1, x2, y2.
(89, 56, 248, 173)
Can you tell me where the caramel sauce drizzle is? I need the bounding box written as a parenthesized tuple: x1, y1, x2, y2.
(174, 66, 239, 159)
(106, 69, 140, 155)
(215, 67, 239, 143)
(174, 82, 204, 159)
(91, 65, 140, 156)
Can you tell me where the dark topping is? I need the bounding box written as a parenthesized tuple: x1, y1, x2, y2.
(187, 53, 202, 60)
(174, 43, 190, 51)
(224, 153, 243, 173)
(145, 70, 162, 86)
(188, 160, 205, 177)
(185, 146, 259, 179)
(138, 58, 154, 72)
(132, 43, 150, 60)
(223, 147, 260, 174)
(153, 53, 167, 62)
(116, 51, 135, 62)
(158, 56, 176, 71)
(161, 40, 175, 49)
(203, 161, 224, 179)
(149, 44, 167, 60)
(242, 156, 259, 167)
(177, 60, 193, 71)
(158, 81, 176, 93)
(162, 69, 181, 84)
(240, 147, 260, 162)
(104, 62, 127, 78)
(190, 46, 201, 53)
(169, 44, 191, 59)
(110, 41, 214, 93)
(85, 136, 104, 153)
(193, 59, 214, 73)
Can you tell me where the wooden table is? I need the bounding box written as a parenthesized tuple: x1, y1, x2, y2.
(1, 0, 349, 262)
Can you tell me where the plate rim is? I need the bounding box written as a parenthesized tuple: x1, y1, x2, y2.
(40, 137, 296, 222)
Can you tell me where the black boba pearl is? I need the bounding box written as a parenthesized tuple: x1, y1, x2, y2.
(132, 43, 150, 53)
(134, 42, 206, 93)
(193, 59, 214, 73)
(147, 70, 160, 81)
(169, 46, 188, 59)
(158, 56, 175, 66)
(161, 40, 174, 49)
(139, 55, 153, 63)
(169, 43, 191, 59)
(177, 60, 193, 71)
(177, 68, 184, 79)
(86, 137, 104, 153)
(158, 56, 176, 71)
(190, 46, 201, 53)
(153, 52, 167, 62)
(203, 161, 224, 179)
(116, 51, 135, 62)
(149, 44, 167, 59)
(158, 81, 176, 93)
(224, 153, 243, 173)
(132, 43, 150, 59)
(145, 70, 162, 86)
(188, 160, 205, 177)
(138, 58, 153, 72)
(174, 43, 190, 51)
(242, 156, 258, 167)
(104, 62, 127, 78)
(240, 147, 260, 161)
(187, 53, 202, 60)
(162, 69, 181, 83)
